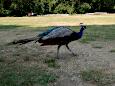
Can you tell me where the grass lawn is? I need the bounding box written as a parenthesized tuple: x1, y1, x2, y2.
(81, 69, 115, 86)
(0, 14, 115, 86)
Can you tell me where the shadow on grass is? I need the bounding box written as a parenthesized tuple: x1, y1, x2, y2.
(0, 25, 23, 30)
(0, 24, 115, 43)
(0, 25, 51, 31)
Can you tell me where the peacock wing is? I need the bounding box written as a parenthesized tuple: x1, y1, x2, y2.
(42, 27, 73, 40)
(38, 27, 59, 37)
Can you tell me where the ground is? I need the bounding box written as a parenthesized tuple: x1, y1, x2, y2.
(0, 15, 115, 86)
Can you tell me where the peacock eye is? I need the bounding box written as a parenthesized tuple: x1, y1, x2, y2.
(84, 26, 86, 29)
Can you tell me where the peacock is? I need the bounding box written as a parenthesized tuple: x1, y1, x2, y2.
(9, 23, 86, 59)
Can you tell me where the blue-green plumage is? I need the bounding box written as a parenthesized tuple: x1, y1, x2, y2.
(38, 25, 86, 45)
(38, 27, 59, 37)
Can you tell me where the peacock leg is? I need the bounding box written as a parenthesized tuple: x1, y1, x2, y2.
(57, 45, 61, 59)
(66, 44, 76, 56)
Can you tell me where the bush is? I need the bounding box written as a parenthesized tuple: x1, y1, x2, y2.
(54, 3, 74, 14)
(0, 8, 10, 16)
(78, 3, 91, 14)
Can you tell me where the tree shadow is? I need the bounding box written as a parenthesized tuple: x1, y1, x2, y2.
(0, 25, 23, 30)
(0, 24, 115, 42)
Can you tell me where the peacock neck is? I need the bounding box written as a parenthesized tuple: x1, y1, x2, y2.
(80, 27, 84, 32)
(78, 28, 84, 38)
(80, 27, 84, 33)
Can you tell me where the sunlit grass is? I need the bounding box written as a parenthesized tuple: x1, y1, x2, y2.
(0, 14, 115, 27)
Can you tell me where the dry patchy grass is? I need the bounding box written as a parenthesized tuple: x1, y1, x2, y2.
(0, 14, 115, 27)
(80, 69, 115, 86)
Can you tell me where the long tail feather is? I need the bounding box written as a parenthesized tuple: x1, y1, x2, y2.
(7, 37, 39, 45)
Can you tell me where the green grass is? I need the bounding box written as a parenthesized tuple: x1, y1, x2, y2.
(92, 46, 103, 49)
(72, 25, 115, 43)
(0, 64, 57, 86)
(44, 58, 60, 68)
(0, 16, 115, 86)
(0, 45, 57, 86)
(0, 58, 5, 62)
(80, 70, 115, 86)
(0, 24, 115, 42)
(91, 43, 103, 49)
(109, 49, 115, 53)
(83, 25, 115, 43)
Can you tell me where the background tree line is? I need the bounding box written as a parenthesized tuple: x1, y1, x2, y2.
(0, 0, 115, 16)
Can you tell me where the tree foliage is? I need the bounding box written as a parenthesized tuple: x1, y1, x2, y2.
(0, 0, 115, 16)
(78, 3, 91, 13)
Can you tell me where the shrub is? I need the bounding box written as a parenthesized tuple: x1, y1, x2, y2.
(54, 3, 74, 14)
(78, 3, 91, 14)
(0, 8, 10, 16)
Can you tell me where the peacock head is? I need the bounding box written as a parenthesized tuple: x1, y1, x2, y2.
(80, 23, 86, 31)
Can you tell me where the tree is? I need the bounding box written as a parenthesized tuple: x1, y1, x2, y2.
(0, 0, 115, 16)
(90, 0, 115, 12)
